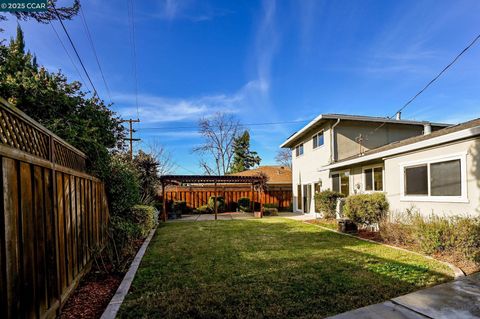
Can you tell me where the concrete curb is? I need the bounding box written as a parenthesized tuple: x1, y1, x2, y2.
(303, 221, 465, 279)
(100, 228, 157, 319)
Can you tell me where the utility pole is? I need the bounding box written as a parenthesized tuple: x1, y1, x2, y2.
(121, 119, 141, 160)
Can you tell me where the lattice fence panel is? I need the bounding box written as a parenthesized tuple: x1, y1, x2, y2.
(54, 141, 86, 172)
(0, 108, 50, 160)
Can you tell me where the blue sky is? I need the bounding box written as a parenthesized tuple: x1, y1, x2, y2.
(2, 0, 480, 174)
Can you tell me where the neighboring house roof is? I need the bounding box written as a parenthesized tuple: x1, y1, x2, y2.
(229, 166, 292, 184)
(322, 118, 480, 171)
(280, 113, 451, 148)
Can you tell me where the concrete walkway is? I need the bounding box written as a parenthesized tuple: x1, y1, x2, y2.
(328, 272, 480, 319)
(171, 212, 308, 222)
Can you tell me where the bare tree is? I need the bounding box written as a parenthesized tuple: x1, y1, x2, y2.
(193, 112, 242, 175)
(275, 148, 292, 169)
(143, 139, 176, 176)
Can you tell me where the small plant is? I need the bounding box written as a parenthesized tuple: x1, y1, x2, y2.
(262, 207, 278, 216)
(172, 201, 188, 214)
(314, 190, 344, 219)
(196, 205, 211, 214)
(263, 203, 279, 209)
(238, 197, 251, 212)
(208, 196, 226, 212)
(343, 193, 389, 225)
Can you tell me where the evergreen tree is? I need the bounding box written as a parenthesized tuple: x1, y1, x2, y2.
(0, 26, 125, 179)
(230, 130, 261, 173)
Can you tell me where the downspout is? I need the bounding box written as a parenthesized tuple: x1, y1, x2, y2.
(330, 118, 341, 163)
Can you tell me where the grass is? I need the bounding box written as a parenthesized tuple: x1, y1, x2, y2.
(118, 218, 453, 318)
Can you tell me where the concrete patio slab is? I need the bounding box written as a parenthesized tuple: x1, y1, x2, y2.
(329, 273, 480, 319)
(392, 272, 480, 319)
(328, 301, 427, 319)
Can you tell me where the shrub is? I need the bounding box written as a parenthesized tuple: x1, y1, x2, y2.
(130, 205, 157, 237)
(279, 203, 293, 212)
(196, 205, 211, 214)
(380, 211, 480, 266)
(314, 190, 344, 219)
(208, 196, 226, 212)
(172, 201, 188, 214)
(238, 197, 251, 212)
(106, 155, 140, 217)
(344, 193, 389, 225)
(262, 207, 278, 216)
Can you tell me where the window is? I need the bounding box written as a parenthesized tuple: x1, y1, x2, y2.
(404, 165, 428, 195)
(401, 154, 466, 202)
(295, 143, 304, 157)
(297, 184, 303, 210)
(364, 166, 383, 191)
(313, 131, 324, 149)
(332, 172, 349, 196)
(314, 182, 321, 194)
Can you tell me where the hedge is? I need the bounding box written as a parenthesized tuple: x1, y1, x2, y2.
(343, 193, 389, 225)
(314, 190, 344, 219)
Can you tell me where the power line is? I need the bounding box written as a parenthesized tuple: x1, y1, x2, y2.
(49, 21, 90, 91)
(138, 119, 311, 131)
(52, 4, 100, 97)
(127, 0, 140, 119)
(79, 5, 113, 103)
(368, 32, 480, 136)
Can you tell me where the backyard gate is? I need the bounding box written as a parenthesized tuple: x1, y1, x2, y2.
(0, 98, 110, 319)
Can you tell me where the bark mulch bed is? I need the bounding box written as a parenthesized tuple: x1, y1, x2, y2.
(60, 270, 123, 319)
(60, 239, 145, 319)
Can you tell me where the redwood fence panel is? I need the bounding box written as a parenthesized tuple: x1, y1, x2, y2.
(164, 186, 292, 211)
(0, 98, 110, 319)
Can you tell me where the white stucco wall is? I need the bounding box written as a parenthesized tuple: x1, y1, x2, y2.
(384, 138, 480, 217)
(291, 123, 332, 213)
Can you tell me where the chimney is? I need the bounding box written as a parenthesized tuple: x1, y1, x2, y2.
(424, 123, 432, 135)
(395, 111, 401, 120)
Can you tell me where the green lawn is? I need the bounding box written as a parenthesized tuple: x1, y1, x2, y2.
(118, 218, 453, 318)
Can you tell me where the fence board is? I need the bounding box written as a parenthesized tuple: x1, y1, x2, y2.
(163, 186, 292, 211)
(0, 99, 110, 318)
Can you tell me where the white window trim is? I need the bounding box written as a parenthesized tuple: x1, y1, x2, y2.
(362, 164, 384, 192)
(295, 143, 304, 157)
(312, 130, 325, 150)
(399, 152, 468, 203)
(331, 169, 351, 195)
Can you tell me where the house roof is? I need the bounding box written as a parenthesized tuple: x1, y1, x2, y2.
(322, 118, 480, 171)
(229, 165, 292, 184)
(160, 175, 265, 185)
(280, 113, 451, 148)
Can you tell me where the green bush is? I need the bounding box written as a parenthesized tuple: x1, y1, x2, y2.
(314, 190, 344, 219)
(208, 196, 226, 212)
(380, 211, 480, 265)
(130, 205, 157, 237)
(279, 203, 293, 212)
(172, 201, 188, 214)
(344, 193, 389, 225)
(106, 155, 140, 217)
(238, 197, 251, 212)
(262, 207, 278, 216)
(196, 205, 211, 214)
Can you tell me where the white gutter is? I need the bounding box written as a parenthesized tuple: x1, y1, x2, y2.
(330, 118, 341, 163)
(319, 125, 480, 171)
(280, 114, 324, 148)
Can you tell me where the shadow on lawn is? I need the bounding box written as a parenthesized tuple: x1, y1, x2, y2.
(118, 219, 453, 319)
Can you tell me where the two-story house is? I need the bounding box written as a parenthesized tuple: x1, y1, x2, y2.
(280, 113, 450, 214)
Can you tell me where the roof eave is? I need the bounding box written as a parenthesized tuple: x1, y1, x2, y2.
(320, 125, 480, 171)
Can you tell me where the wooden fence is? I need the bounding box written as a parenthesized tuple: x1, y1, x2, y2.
(164, 185, 292, 210)
(0, 98, 110, 319)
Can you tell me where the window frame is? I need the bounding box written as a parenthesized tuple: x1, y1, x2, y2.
(362, 164, 384, 192)
(312, 130, 325, 150)
(295, 143, 304, 157)
(399, 152, 468, 203)
(331, 169, 350, 196)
